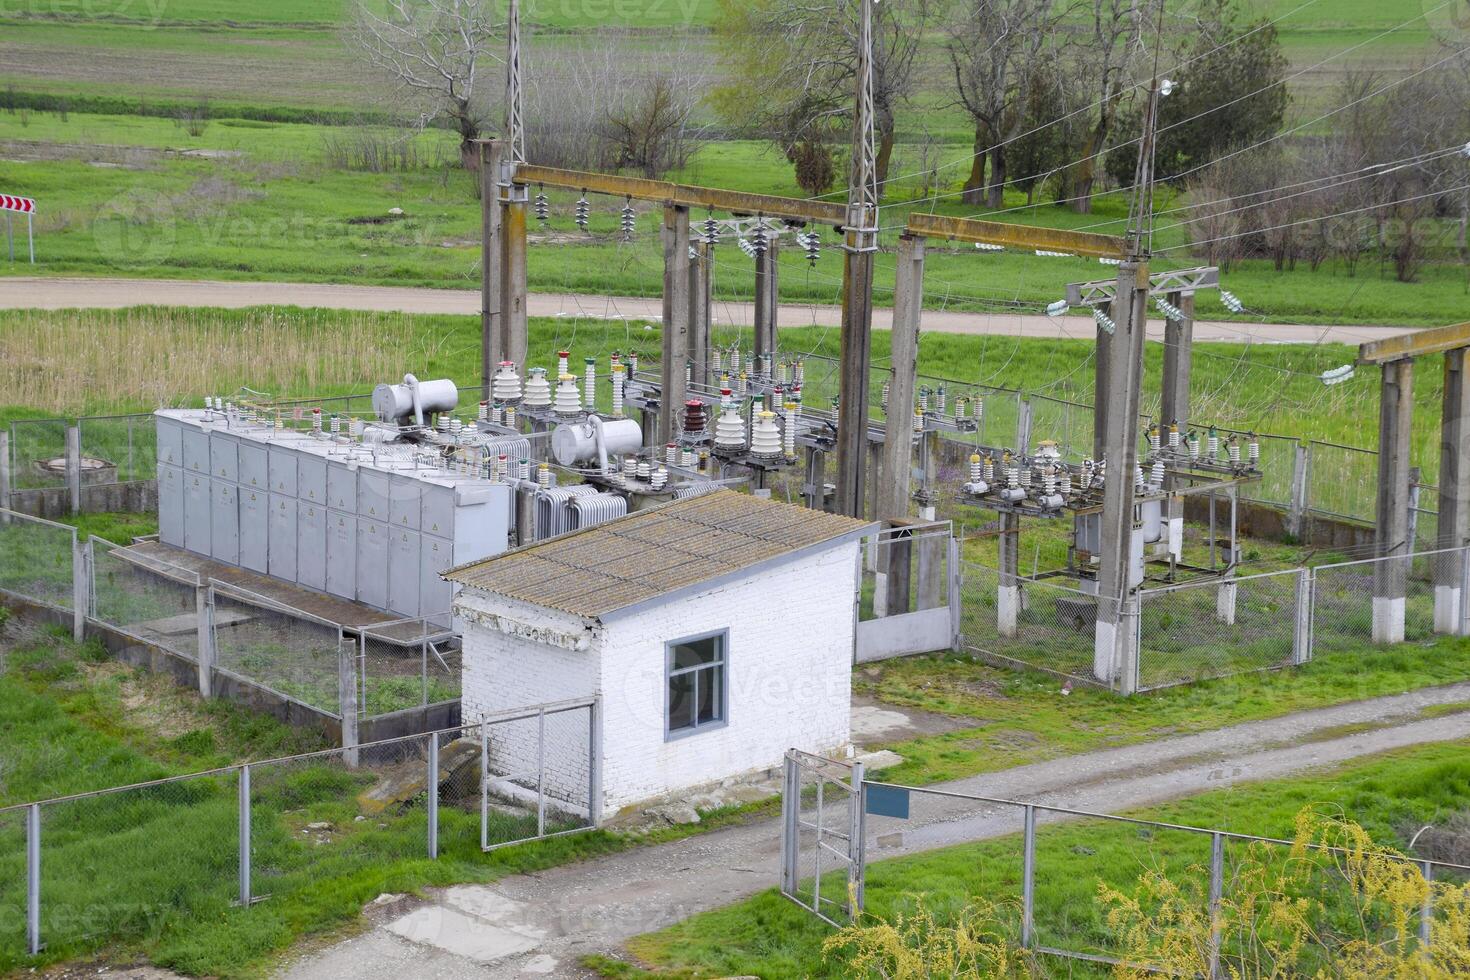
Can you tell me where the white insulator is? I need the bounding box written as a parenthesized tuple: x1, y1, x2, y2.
(714, 406, 746, 449)
(1079, 460, 1094, 490)
(553, 374, 582, 416)
(975, 397, 983, 423)
(982, 454, 995, 482)
(937, 387, 947, 415)
(583, 358, 597, 410)
(1228, 437, 1241, 465)
(1019, 464, 1031, 488)
(1059, 470, 1072, 497)
(637, 460, 652, 482)
(628, 352, 639, 376)
(478, 400, 489, 422)
(881, 381, 891, 410)
(330, 414, 341, 436)
(1207, 430, 1220, 458)
(712, 348, 722, 375)
(557, 351, 570, 377)
(537, 463, 551, 487)
(311, 409, 322, 433)
(747, 351, 757, 376)
(779, 361, 791, 385)
(783, 402, 799, 457)
(1006, 465, 1019, 489)
(523, 368, 552, 408)
(969, 454, 982, 484)
(1134, 465, 1145, 491)
(750, 410, 782, 459)
(1043, 466, 1057, 495)
(436, 414, 450, 433)
(491, 403, 503, 426)
(651, 466, 668, 491)
(1149, 426, 1161, 451)
(1151, 460, 1166, 488)
(919, 387, 930, 412)
(516, 458, 529, 481)
(623, 455, 638, 480)
(913, 407, 924, 432)
(720, 387, 733, 411)
(794, 360, 804, 384)
(736, 372, 749, 398)
(954, 397, 967, 421)
(504, 405, 516, 429)
(1188, 432, 1200, 460)
(1248, 437, 1260, 465)
(450, 418, 464, 436)
(1169, 424, 1180, 449)
(681, 448, 695, 468)
(611, 366, 626, 417)
(492, 362, 523, 403)
(666, 443, 678, 467)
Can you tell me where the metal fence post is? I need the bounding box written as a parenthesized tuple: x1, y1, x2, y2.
(427, 736, 440, 860)
(70, 530, 85, 642)
(588, 699, 602, 827)
(948, 533, 962, 649)
(1421, 860, 1434, 951)
(480, 722, 490, 851)
(0, 430, 10, 516)
(26, 802, 40, 955)
(196, 584, 214, 698)
(1208, 832, 1224, 979)
(1021, 804, 1036, 949)
(1288, 442, 1310, 538)
(238, 765, 251, 907)
(848, 760, 866, 915)
(1293, 567, 1313, 665)
(1407, 467, 1423, 552)
(1459, 548, 1470, 638)
(65, 424, 80, 514)
(1016, 397, 1033, 457)
(535, 706, 546, 838)
(780, 752, 799, 896)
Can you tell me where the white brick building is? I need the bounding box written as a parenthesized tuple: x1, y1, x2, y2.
(447, 490, 874, 818)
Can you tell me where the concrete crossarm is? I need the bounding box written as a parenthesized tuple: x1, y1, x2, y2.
(1359, 321, 1470, 365)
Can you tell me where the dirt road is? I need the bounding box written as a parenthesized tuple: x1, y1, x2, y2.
(0, 277, 1410, 345)
(276, 682, 1470, 979)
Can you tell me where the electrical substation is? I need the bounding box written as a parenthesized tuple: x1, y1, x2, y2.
(63, 0, 1458, 811)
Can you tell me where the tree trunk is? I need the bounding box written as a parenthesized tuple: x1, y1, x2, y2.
(986, 144, 1007, 210)
(875, 127, 896, 197)
(961, 125, 987, 206)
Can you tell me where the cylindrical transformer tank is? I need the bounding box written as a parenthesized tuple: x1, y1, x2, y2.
(550, 416, 643, 467)
(1140, 498, 1163, 544)
(372, 376, 459, 424)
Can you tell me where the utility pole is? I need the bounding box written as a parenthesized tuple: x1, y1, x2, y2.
(478, 138, 504, 390)
(1093, 77, 1166, 692)
(835, 0, 879, 519)
(499, 0, 529, 374)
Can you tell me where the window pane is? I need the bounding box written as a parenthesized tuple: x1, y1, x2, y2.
(668, 670, 695, 731)
(697, 663, 722, 725)
(672, 634, 722, 671)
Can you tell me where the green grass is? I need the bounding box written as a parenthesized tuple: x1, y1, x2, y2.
(0, 623, 752, 976)
(853, 636, 1470, 785)
(616, 739, 1470, 978)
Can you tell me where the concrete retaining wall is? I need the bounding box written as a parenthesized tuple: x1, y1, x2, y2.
(7, 480, 157, 520)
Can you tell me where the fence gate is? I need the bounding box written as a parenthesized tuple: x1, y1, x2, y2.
(779, 749, 865, 926)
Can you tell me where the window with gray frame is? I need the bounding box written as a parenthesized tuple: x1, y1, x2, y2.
(666, 630, 727, 737)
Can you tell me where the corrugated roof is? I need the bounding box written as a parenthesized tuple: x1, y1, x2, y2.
(445, 489, 874, 619)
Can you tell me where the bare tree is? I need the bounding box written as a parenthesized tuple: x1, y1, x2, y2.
(944, 0, 1058, 207)
(521, 42, 710, 178)
(348, 0, 502, 165)
(1058, 0, 1150, 213)
(712, 0, 929, 195)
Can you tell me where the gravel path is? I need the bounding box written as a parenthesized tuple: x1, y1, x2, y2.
(0, 276, 1410, 345)
(275, 682, 1470, 979)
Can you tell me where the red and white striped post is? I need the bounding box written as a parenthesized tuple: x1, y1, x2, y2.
(0, 194, 36, 264)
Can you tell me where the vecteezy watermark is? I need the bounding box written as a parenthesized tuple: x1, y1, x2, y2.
(0, 0, 170, 28)
(92, 186, 444, 268)
(1424, 0, 1470, 45)
(93, 188, 176, 268)
(521, 0, 706, 24)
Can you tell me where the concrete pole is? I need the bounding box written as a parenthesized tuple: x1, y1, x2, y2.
(0, 429, 10, 517)
(882, 530, 912, 617)
(1436, 348, 1470, 633)
(803, 447, 827, 511)
(835, 237, 876, 518)
(476, 140, 504, 389)
(196, 584, 214, 698)
(754, 235, 779, 367)
(498, 159, 529, 376)
(689, 240, 712, 389)
(877, 235, 924, 522)
(1093, 261, 1149, 685)
(998, 511, 1020, 636)
(1373, 357, 1414, 644)
(660, 205, 692, 445)
(65, 424, 81, 514)
(1093, 316, 1112, 462)
(1159, 290, 1194, 433)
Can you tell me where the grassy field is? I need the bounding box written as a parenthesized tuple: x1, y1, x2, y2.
(612, 740, 1470, 978)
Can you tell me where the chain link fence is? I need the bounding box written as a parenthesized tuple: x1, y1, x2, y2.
(8, 419, 69, 491)
(960, 560, 1110, 689)
(0, 703, 597, 965)
(0, 512, 75, 612)
(1307, 440, 1378, 524)
(76, 413, 155, 485)
(1138, 569, 1301, 691)
(211, 583, 347, 716)
(782, 759, 1470, 977)
(89, 539, 201, 660)
(358, 618, 459, 720)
